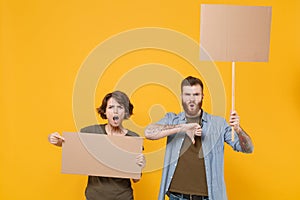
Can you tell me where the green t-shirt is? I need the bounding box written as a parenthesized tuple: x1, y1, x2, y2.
(80, 124, 139, 200)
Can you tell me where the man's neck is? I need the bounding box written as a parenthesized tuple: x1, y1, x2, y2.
(185, 109, 202, 118)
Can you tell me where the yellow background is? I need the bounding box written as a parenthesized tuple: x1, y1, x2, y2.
(1, 0, 300, 200)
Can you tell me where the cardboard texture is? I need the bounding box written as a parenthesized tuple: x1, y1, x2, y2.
(200, 4, 272, 62)
(61, 132, 143, 179)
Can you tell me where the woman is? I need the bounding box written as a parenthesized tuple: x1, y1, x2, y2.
(48, 91, 145, 200)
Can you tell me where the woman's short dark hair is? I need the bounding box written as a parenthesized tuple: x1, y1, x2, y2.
(97, 91, 134, 119)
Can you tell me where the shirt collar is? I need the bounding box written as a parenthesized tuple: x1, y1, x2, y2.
(179, 109, 208, 124)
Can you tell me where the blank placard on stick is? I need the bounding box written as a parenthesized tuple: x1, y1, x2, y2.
(200, 4, 272, 140)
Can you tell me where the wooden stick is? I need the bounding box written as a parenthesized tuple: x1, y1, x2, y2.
(231, 61, 235, 141)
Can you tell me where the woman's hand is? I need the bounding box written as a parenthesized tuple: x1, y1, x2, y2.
(135, 153, 146, 169)
(48, 132, 64, 147)
(132, 153, 146, 183)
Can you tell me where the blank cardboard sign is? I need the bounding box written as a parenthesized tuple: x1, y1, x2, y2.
(61, 132, 143, 179)
(200, 4, 272, 62)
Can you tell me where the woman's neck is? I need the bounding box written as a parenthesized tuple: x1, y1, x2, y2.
(105, 124, 127, 136)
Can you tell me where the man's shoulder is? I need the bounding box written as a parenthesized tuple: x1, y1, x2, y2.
(156, 112, 185, 125)
(203, 111, 226, 123)
(164, 111, 185, 118)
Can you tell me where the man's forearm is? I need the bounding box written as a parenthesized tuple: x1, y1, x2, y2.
(144, 124, 181, 140)
(236, 128, 254, 153)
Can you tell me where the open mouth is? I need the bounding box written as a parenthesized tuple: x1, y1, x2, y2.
(113, 116, 119, 121)
(189, 104, 195, 108)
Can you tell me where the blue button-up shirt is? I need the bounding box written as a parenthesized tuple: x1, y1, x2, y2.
(155, 111, 251, 200)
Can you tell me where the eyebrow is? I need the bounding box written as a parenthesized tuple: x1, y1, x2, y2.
(108, 104, 124, 107)
(183, 92, 201, 95)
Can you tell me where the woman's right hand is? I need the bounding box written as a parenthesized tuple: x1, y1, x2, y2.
(48, 132, 64, 147)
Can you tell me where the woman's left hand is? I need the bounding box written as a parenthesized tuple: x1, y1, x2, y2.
(135, 154, 146, 169)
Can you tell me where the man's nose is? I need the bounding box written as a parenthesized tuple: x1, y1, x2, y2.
(190, 95, 195, 101)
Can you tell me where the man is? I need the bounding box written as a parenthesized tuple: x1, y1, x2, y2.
(145, 76, 253, 200)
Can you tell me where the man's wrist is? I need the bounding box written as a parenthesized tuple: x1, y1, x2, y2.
(174, 124, 183, 132)
(235, 127, 242, 134)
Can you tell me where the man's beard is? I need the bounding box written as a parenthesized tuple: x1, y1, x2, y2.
(182, 101, 202, 116)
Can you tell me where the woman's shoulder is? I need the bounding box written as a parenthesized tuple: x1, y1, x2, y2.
(126, 130, 140, 137)
(80, 124, 106, 134)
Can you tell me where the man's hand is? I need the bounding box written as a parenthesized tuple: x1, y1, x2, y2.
(179, 123, 202, 144)
(229, 111, 242, 134)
